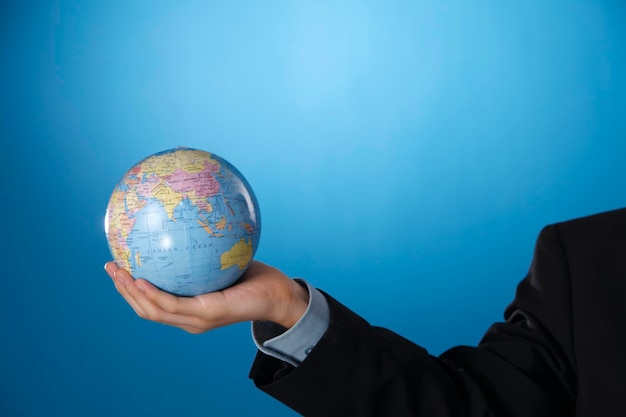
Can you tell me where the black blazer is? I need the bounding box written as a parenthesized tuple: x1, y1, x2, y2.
(250, 208, 626, 416)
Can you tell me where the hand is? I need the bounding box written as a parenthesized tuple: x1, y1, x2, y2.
(104, 261, 309, 334)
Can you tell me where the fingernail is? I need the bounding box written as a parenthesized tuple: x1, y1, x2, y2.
(136, 282, 146, 292)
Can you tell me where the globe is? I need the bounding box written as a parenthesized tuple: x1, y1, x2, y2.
(105, 147, 261, 296)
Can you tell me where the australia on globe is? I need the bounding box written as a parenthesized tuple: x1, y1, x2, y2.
(105, 147, 261, 296)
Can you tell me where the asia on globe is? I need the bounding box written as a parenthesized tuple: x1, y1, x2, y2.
(104, 147, 261, 296)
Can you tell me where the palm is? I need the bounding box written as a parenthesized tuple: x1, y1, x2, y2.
(190, 261, 294, 328)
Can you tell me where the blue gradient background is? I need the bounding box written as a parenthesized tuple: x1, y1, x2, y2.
(2, 1, 625, 416)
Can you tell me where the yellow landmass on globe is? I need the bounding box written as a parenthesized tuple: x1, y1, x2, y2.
(124, 191, 145, 213)
(109, 243, 132, 273)
(187, 190, 213, 214)
(216, 216, 227, 230)
(220, 238, 253, 270)
(106, 189, 136, 272)
(179, 153, 220, 173)
(134, 251, 142, 268)
(197, 219, 223, 237)
(140, 154, 179, 177)
(152, 182, 184, 219)
(240, 222, 255, 233)
(140, 150, 220, 177)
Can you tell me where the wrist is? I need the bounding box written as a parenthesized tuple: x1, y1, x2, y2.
(276, 279, 310, 329)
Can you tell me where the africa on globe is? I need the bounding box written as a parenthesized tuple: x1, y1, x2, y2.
(104, 147, 261, 296)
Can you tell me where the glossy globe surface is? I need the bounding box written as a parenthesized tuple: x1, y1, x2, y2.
(105, 147, 261, 296)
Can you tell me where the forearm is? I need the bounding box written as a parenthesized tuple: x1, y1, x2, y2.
(250, 226, 577, 416)
(251, 292, 469, 416)
(251, 291, 574, 417)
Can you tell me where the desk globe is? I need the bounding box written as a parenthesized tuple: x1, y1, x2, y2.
(105, 147, 261, 296)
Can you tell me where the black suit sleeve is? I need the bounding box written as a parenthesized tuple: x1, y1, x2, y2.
(249, 225, 577, 416)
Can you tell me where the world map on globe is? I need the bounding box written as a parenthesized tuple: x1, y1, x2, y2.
(105, 147, 261, 296)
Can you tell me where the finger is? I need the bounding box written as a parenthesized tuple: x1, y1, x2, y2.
(106, 264, 225, 331)
(178, 324, 208, 334)
(112, 269, 148, 318)
(139, 285, 222, 331)
(133, 278, 187, 315)
(117, 281, 205, 331)
(106, 262, 148, 316)
(104, 261, 118, 280)
(120, 276, 212, 330)
(105, 263, 207, 330)
(135, 278, 225, 326)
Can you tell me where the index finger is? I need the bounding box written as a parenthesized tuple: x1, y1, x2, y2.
(104, 261, 118, 280)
